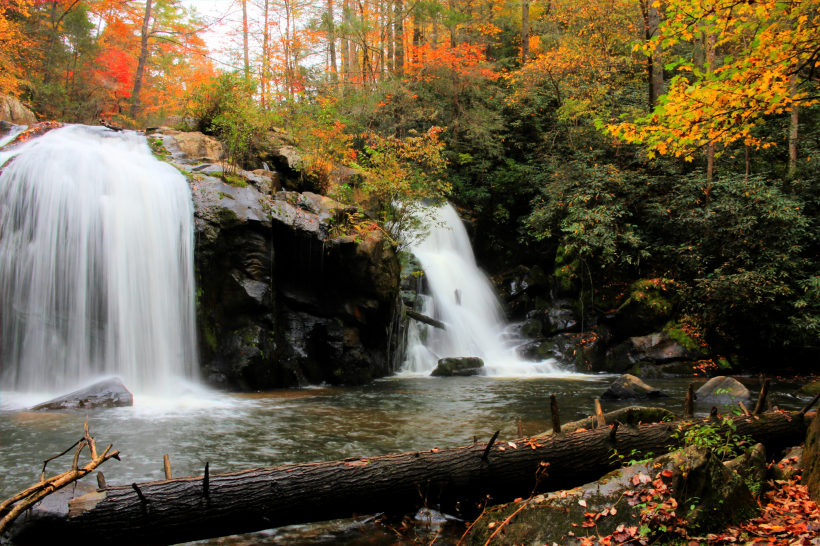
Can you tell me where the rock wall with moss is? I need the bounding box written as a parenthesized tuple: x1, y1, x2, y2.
(150, 128, 402, 390)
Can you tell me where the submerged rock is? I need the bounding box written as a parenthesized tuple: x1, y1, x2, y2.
(600, 374, 669, 400)
(414, 508, 448, 524)
(431, 357, 484, 377)
(466, 446, 758, 545)
(696, 376, 751, 404)
(31, 378, 133, 411)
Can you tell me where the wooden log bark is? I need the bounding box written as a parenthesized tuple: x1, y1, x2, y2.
(405, 308, 446, 330)
(9, 412, 810, 546)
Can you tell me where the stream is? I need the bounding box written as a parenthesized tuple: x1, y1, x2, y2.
(0, 374, 807, 545)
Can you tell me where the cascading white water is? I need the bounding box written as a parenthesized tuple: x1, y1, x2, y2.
(401, 204, 563, 376)
(0, 125, 198, 394)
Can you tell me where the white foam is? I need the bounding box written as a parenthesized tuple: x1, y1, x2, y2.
(0, 125, 198, 395)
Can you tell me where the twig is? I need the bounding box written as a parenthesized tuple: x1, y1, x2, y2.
(482, 501, 529, 546)
(482, 431, 500, 460)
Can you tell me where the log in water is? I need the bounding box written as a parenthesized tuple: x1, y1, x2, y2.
(5, 411, 809, 546)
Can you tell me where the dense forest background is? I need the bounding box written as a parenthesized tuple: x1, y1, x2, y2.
(2, 0, 819, 369)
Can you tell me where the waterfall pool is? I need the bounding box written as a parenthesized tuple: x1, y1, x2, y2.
(0, 375, 807, 545)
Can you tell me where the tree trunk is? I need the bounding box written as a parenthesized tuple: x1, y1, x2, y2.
(405, 309, 446, 330)
(130, 0, 154, 120)
(327, 0, 337, 81)
(789, 73, 798, 176)
(395, 0, 404, 75)
(242, 0, 250, 81)
(342, 0, 350, 81)
(647, 1, 664, 107)
(521, 0, 529, 64)
(705, 32, 715, 189)
(386, 0, 394, 72)
(261, 0, 270, 107)
(8, 412, 809, 545)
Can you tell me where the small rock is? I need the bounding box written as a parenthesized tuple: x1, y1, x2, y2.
(31, 378, 133, 411)
(696, 376, 751, 404)
(600, 374, 669, 400)
(414, 508, 448, 524)
(769, 446, 803, 482)
(431, 357, 484, 377)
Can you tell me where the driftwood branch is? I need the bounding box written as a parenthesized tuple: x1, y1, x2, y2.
(405, 309, 446, 330)
(0, 420, 120, 535)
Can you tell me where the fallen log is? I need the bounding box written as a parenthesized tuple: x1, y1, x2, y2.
(405, 308, 446, 330)
(6, 410, 810, 546)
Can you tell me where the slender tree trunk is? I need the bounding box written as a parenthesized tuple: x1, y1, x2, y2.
(262, 0, 270, 107)
(705, 32, 715, 191)
(395, 0, 404, 75)
(745, 145, 751, 182)
(130, 0, 154, 120)
(386, 0, 394, 72)
(789, 73, 798, 177)
(521, 0, 529, 64)
(647, 2, 664, 107)
(242, 0, 250, 81)
(448, 0, 457, 46)
(327, 0, 338, 81)
(342, 0, 350, 82)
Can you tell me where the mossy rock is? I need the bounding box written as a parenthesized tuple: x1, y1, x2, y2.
(612, 279, 680, 337)
(796, 381, 820, 397)
(553, 246, 581, 296)
(467, 446, 758, 545)
(521, 319, 542, 338)
(431, 357, 484, 377)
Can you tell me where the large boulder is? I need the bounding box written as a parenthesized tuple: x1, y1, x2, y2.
(466, 446, 758, 545)
(600, 374, 669, 400)
(30, 378, 133, 411)
(431, 357, 484, 377)
(156, 129, 226, 162)
(0, 95, 37, 125)
(696, 376, 751, 404)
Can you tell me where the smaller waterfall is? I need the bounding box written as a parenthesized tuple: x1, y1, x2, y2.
(401, 205, 564, 376)
(0, 125, 198, 394)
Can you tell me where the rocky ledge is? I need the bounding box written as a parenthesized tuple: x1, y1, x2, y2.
(146, 129, 402, 390)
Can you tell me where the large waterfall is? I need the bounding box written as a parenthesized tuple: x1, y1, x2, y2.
(0, 125, 198, 394)
(402, 204, 562, 376)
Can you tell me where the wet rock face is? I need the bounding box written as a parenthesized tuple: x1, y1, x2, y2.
(605, 331, 705, 374)
(600, 374, 669, 400)
(30, 378, 133, 411)
(190, 167, 400, 390)
(431, 357, 484, 377)
(0, 95, 37, 125)
(696, 376, 751, 404)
